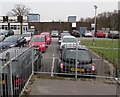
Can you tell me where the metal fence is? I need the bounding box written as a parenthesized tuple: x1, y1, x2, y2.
(0, 47, 41, 97)
(34, 43, 119, 79)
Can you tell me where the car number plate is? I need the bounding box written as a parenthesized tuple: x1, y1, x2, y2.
(71, 68, 84, 72)
(0, 80, 5, 84)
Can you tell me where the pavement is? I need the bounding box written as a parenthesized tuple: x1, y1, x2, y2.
(30, 78, 117, 95)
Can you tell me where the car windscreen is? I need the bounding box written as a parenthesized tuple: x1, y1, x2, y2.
(31, 36, 45, 42)
(61, 33, 70, 37)
(63, 38, 77, 42)
(63, 49, 91, 63)
(3, 36, 19, 42)
(110, 31, 118, 34)
(51, 31, 58, 34)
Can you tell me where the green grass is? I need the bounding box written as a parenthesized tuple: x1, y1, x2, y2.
(81, 40, 119, 67)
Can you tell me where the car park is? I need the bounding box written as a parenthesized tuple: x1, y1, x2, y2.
(0, 35, 26, 50)
(51, 30, 59, 37)
(108, 31, 119, 39)
(0, 47, 41, 96)
(60, 36, 80, 50)
(58, 45, 96, 76)
(29, 35, 47, 53)
(82, 30, 93, 37)
(40, 32, 52, 45)
(95, 31, 106, 38)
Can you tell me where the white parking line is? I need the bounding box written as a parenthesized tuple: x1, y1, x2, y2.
(51, 54, 55, 77)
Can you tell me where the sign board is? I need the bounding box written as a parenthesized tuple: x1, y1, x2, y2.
(27, 14, 40, 22)
(68, 16, 76, 23)
(72, 23, 76, 27)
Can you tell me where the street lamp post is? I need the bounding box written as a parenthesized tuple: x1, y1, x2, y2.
(93, 5, 97, 44)
(94, 5, 97, 34)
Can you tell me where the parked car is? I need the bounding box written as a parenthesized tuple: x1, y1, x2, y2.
(58, 45, 96, 76)
(3, 30, 14, 37)
(0, 31, 5, 41)
(59, 32, 71, 44)
(60, 36, 80, 50)
(95, 31, 106, 38)
(29, 35, 47, 53)
(71, 30, 80, 37)
(40, 32, 52, 45)
(22, 33, 32, 42)
(51, 30, 59, 37)
(61, 31, 69, 33)
(108, 31, 119, 39)
(0, 47, 41, 96)
(82, 30, 93, 37)
(26, 29, 35, 35)
(0, 35, 26, 50)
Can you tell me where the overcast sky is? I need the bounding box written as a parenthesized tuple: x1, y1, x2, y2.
(0, 0, 119, 21)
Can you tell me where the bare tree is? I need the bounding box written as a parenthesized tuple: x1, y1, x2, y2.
(7, 4, 30, 16)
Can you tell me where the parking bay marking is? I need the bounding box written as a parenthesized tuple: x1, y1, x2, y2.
(51, 54, 55, 77)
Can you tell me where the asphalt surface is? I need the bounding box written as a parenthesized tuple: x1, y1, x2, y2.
(30, 78, 116, 95)
(30, 37, 118, 95)
(36, 37, 114, 77)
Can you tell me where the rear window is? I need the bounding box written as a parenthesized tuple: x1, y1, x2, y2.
(63, 38, 77, 42)
(41, 33, 49, 37)
(63, 49, 92, 64)
(31, 36, 45, 42)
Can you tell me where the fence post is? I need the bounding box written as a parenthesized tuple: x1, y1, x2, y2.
(32, 47, 34, 75)
(6, 52, 13, 96)
(75, 43, 78, 80)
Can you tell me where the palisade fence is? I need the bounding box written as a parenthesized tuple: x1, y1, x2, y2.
(0, 47, 41, 97)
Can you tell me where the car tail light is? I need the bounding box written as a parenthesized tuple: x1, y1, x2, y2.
(40, 44, 45, 47)
(60, 63, 64, 71)
(14, 75, 22, 85)
(92, 66, 95, 72)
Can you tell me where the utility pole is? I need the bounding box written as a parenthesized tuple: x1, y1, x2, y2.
(93, 5, 97, 44)
(17, 16, 23, 34)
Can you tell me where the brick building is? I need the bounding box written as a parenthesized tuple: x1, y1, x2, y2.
(28, 21, 91, 33)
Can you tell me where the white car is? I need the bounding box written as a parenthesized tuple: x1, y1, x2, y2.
(83, 30, 93, 37)
(60, 36, 80, 50)
(51, 30, 59, 37)
(22, 33, 32, 42)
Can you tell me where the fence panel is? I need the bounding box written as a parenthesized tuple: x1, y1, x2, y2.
(0, 47, 41, 97)
(34, 44, 119, 79)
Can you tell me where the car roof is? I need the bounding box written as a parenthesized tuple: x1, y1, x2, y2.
(41, 32, 50, 34)
(63, 35, 76, 39)
(62, 44, 88, 50)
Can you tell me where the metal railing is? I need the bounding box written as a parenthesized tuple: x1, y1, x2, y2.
(34, 43, 119, 79)
(0, 47, 41, 97)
